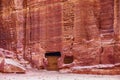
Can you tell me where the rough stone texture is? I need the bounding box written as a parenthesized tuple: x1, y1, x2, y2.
(30, 43, 46, 69)
(0, 0, 120, 74)
(0, 58, 26, 73)
(0, 48, 26, 73)
(0, 48, 16, 59)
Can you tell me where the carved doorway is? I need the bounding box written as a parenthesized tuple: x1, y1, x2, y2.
(45, 52, 61, 71)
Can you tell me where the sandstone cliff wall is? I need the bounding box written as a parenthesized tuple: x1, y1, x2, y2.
(0, 0, 120, 68)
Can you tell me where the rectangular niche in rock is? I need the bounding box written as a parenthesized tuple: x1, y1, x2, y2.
(64, 56, 74, 64)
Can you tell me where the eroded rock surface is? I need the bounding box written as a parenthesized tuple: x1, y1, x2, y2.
(0, 48, 26, 73)
(0, 0, 120, 74)
(0, 58, 26, 73)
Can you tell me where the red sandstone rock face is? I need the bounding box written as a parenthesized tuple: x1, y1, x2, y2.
(0, 0, 120, 71)
(0, 58, 26, 73)
(0, 48, 26, 73)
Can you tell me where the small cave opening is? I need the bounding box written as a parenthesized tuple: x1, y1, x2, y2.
(64, 56, 74, 64)
(45, 52, 61, 71)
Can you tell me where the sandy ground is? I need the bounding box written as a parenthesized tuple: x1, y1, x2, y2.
(0, 69, 120, 80)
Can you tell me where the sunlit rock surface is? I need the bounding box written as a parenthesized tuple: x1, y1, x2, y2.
(0, 58, 26, 73)
(0, 0, 120, 74)
(0, 48, 26, 73)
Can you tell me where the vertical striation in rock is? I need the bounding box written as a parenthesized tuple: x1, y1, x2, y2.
(0, 0, 120, 71)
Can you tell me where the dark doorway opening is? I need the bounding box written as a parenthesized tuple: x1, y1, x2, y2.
(64, 56, 74, 64)
(45, 52, 61, 57)
(45, 52, 61, 71)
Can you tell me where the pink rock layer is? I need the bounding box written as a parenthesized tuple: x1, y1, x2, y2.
(0, 0, 120, 73)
